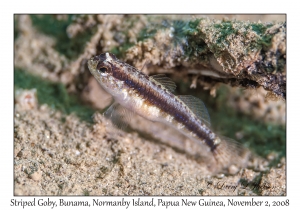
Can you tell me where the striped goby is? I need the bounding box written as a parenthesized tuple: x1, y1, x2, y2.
(88, 52, 243, 168)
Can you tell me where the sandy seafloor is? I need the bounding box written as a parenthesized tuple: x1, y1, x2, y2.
(14, 14, 286, 196)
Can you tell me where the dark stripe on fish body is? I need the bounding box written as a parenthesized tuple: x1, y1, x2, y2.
(111, 64, 216, 151)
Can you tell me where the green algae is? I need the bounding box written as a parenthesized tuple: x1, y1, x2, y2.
(110, 42, 135, 59)
(137, 27, 157, 42)
(213, 21, 239, 45)
(251, 23, 273, 48)
(14, 68, 96, 123)
(30, 15, 73, 38)
(30, 15, 95, 60)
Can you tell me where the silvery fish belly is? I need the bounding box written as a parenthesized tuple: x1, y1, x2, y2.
(88, 52, 246, 170)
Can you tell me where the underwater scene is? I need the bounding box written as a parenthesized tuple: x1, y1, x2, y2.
(14, 15, 286, 196)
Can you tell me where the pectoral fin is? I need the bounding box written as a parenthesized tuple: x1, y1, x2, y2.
(103, 102, 134, 130)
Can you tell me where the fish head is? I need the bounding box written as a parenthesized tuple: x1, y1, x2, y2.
(88, 52, 125, 95)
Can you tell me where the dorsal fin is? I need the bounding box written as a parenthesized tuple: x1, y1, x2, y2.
(150, 74, 176, 93)
(178, 95, 211, 127)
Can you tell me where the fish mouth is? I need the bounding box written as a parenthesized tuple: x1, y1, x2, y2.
(87, 57, 99, 72)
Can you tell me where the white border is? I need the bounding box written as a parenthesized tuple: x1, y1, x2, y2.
(3, 0, 298, 209)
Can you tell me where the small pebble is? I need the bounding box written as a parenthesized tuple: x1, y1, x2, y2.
(228, 165, 239, 175)
(29, 171, 42, 181)
(15, 89, 37, 110)
(216, 173, 225, 179)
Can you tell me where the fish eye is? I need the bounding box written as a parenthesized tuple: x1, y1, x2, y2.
(97, 66, 107, 74)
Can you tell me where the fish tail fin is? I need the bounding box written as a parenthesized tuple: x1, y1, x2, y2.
(212, 136, 250, 172)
